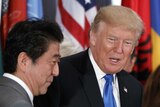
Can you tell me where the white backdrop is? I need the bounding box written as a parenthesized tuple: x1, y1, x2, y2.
(112, 0, 121, 5)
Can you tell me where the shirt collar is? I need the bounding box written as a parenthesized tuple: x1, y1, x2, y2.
(88, 49, 106, 80)
(88, 49, 117, 83)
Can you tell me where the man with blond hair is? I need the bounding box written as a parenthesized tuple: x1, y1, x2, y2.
(34, 6, 144, 107)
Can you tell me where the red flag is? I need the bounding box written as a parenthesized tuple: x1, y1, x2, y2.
(1, 0, 27, 48)
(122, 0, 152, 85)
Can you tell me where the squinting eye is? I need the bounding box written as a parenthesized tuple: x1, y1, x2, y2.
(124, 41, 134, 46)
(52, 58, 60, 64)
(107, 37, 116, 43)
(51, 61, 56, 65)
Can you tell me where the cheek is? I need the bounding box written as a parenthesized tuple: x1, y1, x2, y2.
(121, 53, 132, 67)
(35, 66, 51, 85)
(101, 43, 114, 56)
(97, 44, 113, 65)
(39, 64, 51, 74)
(124, 49, 133, 59)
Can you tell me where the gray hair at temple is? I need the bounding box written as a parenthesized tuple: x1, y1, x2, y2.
(90, 5, 144, 40)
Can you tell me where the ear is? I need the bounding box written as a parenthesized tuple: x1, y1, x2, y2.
(131, 56, 136, 64)
(130, 49, 134, 55)
(89, 30, 97, 46)
(17, 52, 31, 73)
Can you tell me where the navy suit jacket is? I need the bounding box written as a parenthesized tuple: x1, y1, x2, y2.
(34, 50, 143, 107)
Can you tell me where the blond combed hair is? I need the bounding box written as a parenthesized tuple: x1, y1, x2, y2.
(91, 5, 144, 38)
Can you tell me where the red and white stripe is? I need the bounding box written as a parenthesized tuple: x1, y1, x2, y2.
(56, 0, 97, 54)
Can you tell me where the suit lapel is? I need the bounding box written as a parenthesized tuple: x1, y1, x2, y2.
(78, 51, 104, 107)
(80, 71, 104, 107)
(117, 71, 130, 107)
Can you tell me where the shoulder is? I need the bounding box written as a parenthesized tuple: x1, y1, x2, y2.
(0, 77, 26, 92)
(0, 91, 32, 107)
(2, 100, 32, 107)
(0, 77, 31, 106)
(117, 70, 143, 89)
(12, 100, 32, 107)
(59, 49, 92, 76)
(59, 50, 89, 69)
(60, 50, 88, 63)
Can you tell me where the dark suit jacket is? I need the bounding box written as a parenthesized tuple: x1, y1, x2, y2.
(34, 50, 143, 107)
(0, 77, 33, 107)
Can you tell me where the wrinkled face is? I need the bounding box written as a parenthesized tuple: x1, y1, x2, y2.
(27, 42, 60, 95)
(90, 22, 138, 74)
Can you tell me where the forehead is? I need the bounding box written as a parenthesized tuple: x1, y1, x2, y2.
(98, 22, 138, 40)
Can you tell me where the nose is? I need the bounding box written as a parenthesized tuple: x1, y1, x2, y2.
(52, 63, 59, 76)
(114, 41, 123, 53)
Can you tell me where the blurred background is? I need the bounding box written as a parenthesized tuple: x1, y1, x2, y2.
(0, 0, 160, 85)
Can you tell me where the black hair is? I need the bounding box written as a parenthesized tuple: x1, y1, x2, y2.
(3, 19, 63, 73)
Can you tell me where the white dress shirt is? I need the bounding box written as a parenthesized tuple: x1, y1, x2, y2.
(3, 73, 34, 106)
(88, 49, 121, 107)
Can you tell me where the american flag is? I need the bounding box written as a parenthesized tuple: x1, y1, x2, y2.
(56, 0, 97, 56)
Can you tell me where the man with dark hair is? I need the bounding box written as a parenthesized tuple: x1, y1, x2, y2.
(0, 19, 63, 107)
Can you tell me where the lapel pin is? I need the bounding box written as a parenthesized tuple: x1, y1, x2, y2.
(124, 87, 128, 93)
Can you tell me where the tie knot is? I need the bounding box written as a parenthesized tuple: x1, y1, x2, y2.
(104, 74, 113, 83)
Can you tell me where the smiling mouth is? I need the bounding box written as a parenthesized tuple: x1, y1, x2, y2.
(110, 58, 120, 64)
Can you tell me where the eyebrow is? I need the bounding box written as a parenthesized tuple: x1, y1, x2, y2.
(107, 35, 118, 38)
(53, 54, 61, 58)
(108, 34, 136, 41)
(53, 54, 61, 61)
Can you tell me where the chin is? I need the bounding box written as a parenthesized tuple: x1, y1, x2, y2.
(40, 89, 47, 95)
(105, 67, 121, 74)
